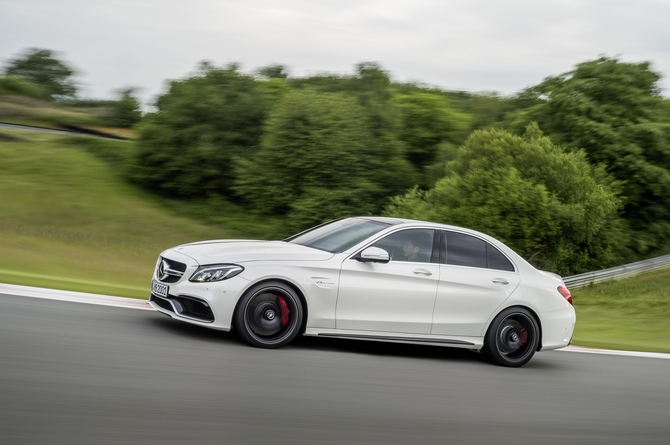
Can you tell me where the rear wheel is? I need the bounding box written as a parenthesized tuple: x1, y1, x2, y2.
(234, 281, 303, 348)
(483, 307, 539, 367)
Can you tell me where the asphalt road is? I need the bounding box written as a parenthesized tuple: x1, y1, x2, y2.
(1, 294, 668, 445)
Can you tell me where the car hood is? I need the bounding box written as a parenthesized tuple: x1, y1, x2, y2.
(166, 240, 334, 265)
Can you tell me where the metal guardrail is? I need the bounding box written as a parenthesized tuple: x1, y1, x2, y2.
(563, 254, 670, 288)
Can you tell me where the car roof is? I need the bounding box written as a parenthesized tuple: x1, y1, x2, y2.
(356, 216, 461, 231)
(355, 216, 511, 243)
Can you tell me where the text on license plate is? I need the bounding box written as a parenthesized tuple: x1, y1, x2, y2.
(152, 280, 169, 298)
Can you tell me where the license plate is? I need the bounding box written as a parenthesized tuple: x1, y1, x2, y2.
(152, 280, 169, 298)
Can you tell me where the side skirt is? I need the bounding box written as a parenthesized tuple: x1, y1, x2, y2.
(304, 329, 482, 349)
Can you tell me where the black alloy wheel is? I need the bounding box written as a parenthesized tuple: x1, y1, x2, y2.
(483, 307, 539, 367)
(234, 281, 303, 348)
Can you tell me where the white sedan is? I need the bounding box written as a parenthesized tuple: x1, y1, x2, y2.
(149, 217, 575, 367)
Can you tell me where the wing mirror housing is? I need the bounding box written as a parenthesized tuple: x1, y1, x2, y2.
(355, 247, 390, 263)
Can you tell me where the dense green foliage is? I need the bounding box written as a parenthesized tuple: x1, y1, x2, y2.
(3, 48, 77, 99)
(0, 75, 51, 100)
(290, 63, 419, 175)
(514, 57, 670, 253)
(396, 91, 469, 168)
(384, 124, 625, 274)
(235, 89, 413, 233)
(131, 63, 270, 197)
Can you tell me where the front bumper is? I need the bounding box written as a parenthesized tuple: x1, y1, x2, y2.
(149, 293, 215, 323)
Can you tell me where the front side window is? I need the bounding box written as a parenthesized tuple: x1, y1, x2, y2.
(371, 229, 435, 263)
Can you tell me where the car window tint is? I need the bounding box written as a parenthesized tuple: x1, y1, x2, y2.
(486, 243, 515, 271)
(445, 232, 487, 268)
(371, 229, 434, 263)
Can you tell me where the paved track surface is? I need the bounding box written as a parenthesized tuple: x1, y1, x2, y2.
(1, 294, 668, 445)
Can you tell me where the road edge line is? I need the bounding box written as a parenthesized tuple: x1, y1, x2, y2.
(557, 345, 670, 360)
(0, 282, 151, 311)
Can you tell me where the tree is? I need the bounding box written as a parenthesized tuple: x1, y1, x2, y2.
(131, 62, 269, 197)
(395, 90, 469, 176)
(512, 57, 670, 252)
(4, 48, 77, 99)
(0, 75, 50, 100)
(256, 64, 289, 80)
(384, 124, 625, 275)
(288, 63, 418, 200)
(235, 89, 414, 233)
(111, 88, 142, 128)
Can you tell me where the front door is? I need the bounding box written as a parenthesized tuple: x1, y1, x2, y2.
(336, 229, 439, 334)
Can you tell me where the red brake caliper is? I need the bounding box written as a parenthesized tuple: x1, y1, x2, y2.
(520, 328, 528, 346)
(277, 295, 290, 328)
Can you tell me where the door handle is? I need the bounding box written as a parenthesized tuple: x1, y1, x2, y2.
(413, 268, 433, 276)
(492, 278, 509, 285)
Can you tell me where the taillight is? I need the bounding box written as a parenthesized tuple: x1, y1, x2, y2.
(557, 286, 572, 305)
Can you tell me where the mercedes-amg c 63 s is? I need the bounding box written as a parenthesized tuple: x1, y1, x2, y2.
(149, 217, 575, 367)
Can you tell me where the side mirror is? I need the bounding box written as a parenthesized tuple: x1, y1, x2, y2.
(356, 247, 390, 263)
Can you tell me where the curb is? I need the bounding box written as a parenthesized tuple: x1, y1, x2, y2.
(0, 282, 151, 311)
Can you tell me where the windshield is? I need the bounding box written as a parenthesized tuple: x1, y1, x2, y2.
(287, 218, 391, 253)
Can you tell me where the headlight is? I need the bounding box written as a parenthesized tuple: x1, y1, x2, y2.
(189, 264, 244, 282)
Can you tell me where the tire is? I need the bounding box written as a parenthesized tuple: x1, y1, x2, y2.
(234, 281, 303, 349)
(482, 307, 539, 367)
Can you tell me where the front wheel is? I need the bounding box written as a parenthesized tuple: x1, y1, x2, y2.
(234, 281, 303, 348)
(482, 307, 539, 367)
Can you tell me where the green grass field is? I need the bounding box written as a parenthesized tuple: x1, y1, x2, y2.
(571, 268, 670, 353)
(0, 130, 276, 298)
(0, 94, 101, 127)
(1, 128, 668, 353)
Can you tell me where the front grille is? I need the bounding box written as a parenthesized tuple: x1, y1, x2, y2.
(156, 257, 187, 283)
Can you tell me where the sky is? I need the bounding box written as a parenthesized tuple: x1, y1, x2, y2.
(2, 0, 669, 105)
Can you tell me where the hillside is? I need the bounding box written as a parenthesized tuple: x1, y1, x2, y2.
(0, 94, 134, 139)
(0, 129, 275, 298)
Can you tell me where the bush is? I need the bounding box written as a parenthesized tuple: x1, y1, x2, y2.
(385, 123, 627, 275)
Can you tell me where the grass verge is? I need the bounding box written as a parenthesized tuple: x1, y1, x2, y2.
(571, 267, 670, 353)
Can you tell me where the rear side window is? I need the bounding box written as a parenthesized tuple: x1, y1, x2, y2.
(486, 243, 515, 271)
(446, 232, 486, 268)
(445, 231, 515, 271)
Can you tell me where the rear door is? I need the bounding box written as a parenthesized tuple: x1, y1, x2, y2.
(432, 230, 520, 337)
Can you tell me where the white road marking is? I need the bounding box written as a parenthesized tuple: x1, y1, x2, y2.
(2, 282, 669, 360)
(558, 345, 670, 360)
(0, 283, 152, 311)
